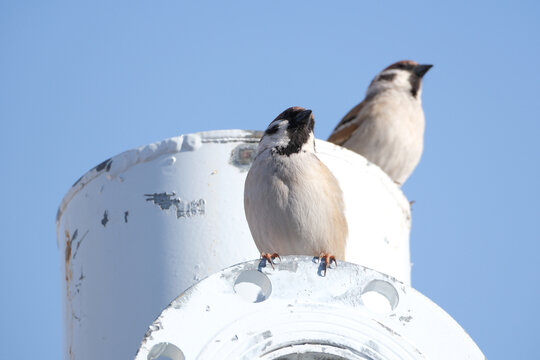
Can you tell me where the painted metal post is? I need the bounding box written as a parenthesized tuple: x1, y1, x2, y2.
(57, 130, 411, 360)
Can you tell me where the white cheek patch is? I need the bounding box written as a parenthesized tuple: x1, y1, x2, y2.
(368, 70, 412, 97)
(272, 130, 290, 149)
(258, 120, 290, 154)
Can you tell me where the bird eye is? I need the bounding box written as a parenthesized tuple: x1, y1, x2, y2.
(265, 124, 280, 135)
(379, 73, 396, 82)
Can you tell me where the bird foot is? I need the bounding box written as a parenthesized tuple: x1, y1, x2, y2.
(260, 252, 281, 270)
(318, 252, 337, 276)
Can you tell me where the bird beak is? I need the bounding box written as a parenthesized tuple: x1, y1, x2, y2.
(296, 109, 313, 124)
(413, 64, 433, 78)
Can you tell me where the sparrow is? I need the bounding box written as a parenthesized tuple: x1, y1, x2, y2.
(244, 107, 348, 275)
(328, 60, 433, 185)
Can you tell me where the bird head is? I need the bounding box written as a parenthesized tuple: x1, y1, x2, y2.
(258, 106, 316, 157)
(367, 60, 433, 99)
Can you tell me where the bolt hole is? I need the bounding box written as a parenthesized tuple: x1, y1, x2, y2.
(234, 270, 272, 303)
(147, 342, 185, 360)
(361, 279, 399, 314)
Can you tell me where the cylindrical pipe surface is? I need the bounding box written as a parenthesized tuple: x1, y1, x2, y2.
(57, 130, 411, 360)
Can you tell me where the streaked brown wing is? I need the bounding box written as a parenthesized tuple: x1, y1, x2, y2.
(327, 101, 365, 145)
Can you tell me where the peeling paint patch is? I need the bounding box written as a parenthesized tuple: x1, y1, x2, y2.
(94, 158, 113, 172)
(64, 228, 88, 304)
(399, 315, 413, 323)
(75, 271, 84, 294)
(148, 320, 163, 333)
(101, 211, 109, 227)
(124, 211, 129, 223)
(145, 192, 206, 218)
(229, 144, 258, 171)
(72, 230, 89, 260)
(69, 229, 78, 256)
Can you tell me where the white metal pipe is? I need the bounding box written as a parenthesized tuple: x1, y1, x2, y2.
(56, 130, 411, 360)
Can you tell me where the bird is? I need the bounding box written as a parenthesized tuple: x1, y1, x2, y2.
(327, 60, 433, 185)
(244, 106, 348, 275)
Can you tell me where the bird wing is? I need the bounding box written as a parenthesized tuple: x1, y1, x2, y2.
(327, 101, 365, 145)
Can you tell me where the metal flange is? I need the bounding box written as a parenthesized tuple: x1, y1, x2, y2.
(135, 256, 484, 360)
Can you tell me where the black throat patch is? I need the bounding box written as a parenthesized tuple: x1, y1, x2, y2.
(274, 120, 314, 156)
(409, 74, 421, 98)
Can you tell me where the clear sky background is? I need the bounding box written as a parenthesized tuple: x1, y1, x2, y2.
(1, 1, 539, 358)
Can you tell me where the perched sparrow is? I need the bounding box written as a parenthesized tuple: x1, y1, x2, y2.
(328, 60, 432, 185)
(244, 107, 348, 274)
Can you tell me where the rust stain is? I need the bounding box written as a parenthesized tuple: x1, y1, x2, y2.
(65, 230, 74, 360)
(64, 230, 72, 282)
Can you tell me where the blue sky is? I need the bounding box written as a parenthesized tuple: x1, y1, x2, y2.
(1, 1, 539, 358)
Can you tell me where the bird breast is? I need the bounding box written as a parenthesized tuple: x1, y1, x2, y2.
(244, 151, 347, 259)
(345, 90, 425, 184)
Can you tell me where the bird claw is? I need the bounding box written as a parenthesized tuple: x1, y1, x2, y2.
(260, 252, 281, 270)
(318, 252, 337, 276)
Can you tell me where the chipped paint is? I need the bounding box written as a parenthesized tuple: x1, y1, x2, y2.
(56, 130, 264, 234)
(64, 229, 79, 360)
(229, 143, 258, 171)
(399, 315, 413, 323)
(64, 228, 88, 299)
(144, 192, 205, 218)
(72, 230, 88, 260)
(124, 211, 129, 223)
(95, 158, 113, 172)
(101, 210, 109, 227)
